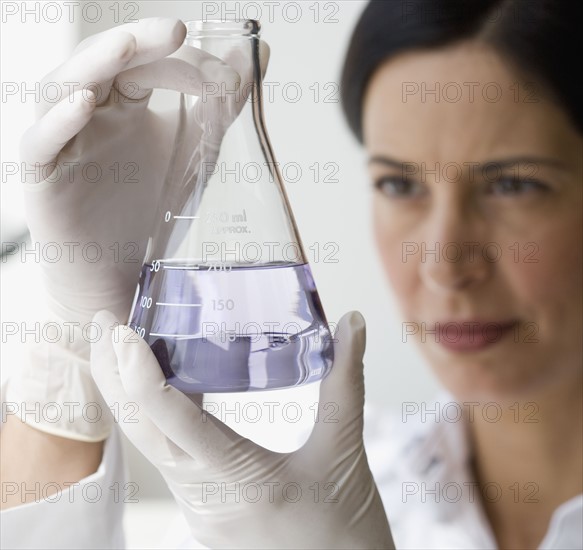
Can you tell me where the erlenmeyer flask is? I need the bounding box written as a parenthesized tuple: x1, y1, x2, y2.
(128, 19, 334, 393)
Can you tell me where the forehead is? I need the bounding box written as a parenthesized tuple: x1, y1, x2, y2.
(361, 41, 571, 163)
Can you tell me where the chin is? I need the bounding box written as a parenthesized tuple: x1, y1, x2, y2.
(423, 344, 554, 404)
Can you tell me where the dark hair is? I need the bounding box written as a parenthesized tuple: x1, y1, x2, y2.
(340, 0, 582, 143)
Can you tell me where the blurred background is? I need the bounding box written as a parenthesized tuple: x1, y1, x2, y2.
(1, 1, 439, 547)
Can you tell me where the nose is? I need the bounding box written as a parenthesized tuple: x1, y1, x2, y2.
(419, 202, 492, 293)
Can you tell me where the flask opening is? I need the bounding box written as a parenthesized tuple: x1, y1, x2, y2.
(184, 19, 260, 38)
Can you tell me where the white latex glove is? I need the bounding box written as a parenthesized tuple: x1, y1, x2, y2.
(91, 309, 395, 550)
(9, 18, 267, 441)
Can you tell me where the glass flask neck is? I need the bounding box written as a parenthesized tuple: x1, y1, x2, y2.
(183, 19, 264, 109)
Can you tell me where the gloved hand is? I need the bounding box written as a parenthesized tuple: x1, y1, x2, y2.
(91, 309, 395, 550)
(9, 18, 267, 441)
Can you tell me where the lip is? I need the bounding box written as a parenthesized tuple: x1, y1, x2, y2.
(431, 319, 519, 352)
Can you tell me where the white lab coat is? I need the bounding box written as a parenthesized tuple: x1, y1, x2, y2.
(2, 386, 582, 550)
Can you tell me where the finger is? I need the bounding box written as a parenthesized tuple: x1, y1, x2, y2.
(37, 30, 137, 118)
(259, 40, 271, 80)
(115, 46, 241, 100)
(113, 324, 260, 469)
(20, 89, 97, 173)
(197, 39, 269, 130)
(219, 39, 270, 84)
(305, 312, 367, 456)
(192, 40, 264, 145)
(38, 18, 186, 117)
(73, 17, 185, 69)
(90, 310, 192, 470)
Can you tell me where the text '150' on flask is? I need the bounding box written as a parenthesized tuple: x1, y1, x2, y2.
(128, 19, 334, 394)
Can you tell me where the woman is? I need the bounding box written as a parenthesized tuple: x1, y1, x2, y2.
(340, 2, 582, 548)
(1, 1, 581, 548)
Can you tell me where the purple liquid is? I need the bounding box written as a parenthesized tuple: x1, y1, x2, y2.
(129, 262, 334, 393)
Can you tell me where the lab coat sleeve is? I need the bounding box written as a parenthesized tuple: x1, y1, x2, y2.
(1, 381, 127, 550)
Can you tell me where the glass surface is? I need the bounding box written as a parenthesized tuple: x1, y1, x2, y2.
(128, 19, 334, 393)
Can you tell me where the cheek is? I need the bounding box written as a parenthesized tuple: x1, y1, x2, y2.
(503, 220, 583, 322)
(373, 201, 418, 314)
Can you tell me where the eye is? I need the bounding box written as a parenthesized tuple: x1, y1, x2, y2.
(486, 176, 550, 196)
(373, 176, 425, 198)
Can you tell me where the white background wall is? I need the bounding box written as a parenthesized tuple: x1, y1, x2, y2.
(1, 1, 440, 544)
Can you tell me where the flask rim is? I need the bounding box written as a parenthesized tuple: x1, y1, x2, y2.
(184, 19, 260, 38)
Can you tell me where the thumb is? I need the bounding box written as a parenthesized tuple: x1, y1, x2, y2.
(259, 40, 270, 79)
(305, 311, 367, 455)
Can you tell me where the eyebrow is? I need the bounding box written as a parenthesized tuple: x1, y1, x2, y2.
(368, 155, 569, 171)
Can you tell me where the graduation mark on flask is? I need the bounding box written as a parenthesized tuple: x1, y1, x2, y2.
(164, 211, 200, 222)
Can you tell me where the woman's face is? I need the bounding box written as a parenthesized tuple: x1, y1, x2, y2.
(362, 41, 582, 402)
